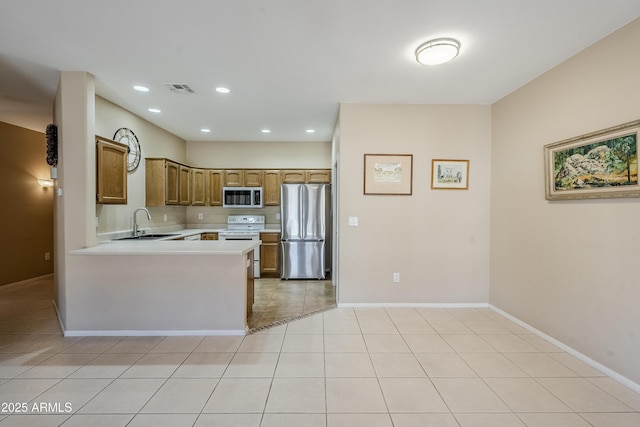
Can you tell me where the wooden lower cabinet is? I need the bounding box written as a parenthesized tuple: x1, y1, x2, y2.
(201, 232, 218, 240)
(260, 232, 281, 277)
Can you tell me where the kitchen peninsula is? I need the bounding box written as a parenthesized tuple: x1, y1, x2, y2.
(64, 238, 259, 336)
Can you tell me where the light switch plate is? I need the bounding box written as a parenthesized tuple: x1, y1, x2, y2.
(348, 216, 359, 226)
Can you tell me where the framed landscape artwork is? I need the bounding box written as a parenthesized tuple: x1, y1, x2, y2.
(364, 154, 413, 195)
(431, 159, 469, 190)
(544, 120, 640, 200)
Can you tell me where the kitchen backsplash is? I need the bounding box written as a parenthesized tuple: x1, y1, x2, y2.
(185, 205, 281, 228)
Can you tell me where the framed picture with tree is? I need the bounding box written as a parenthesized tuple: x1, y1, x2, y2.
(544, 120, 640, 200)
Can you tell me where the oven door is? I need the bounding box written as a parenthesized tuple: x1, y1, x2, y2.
(219, 233, 261, 278)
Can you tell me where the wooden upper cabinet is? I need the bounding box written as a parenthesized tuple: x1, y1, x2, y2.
(281, 169, 331, 184)
(145, 158, 184, 206)
(165, 161, 180, 205)
(208, 170, 223, 206)
(306, 169, 331, 183)
(146, 162, 330, 206)
(224, 170, 243, 187)
(281, 170, 306, 183)
(191, 168, 206, 206)
(96, 135, 127, 204)
(244, 169, 264, 187)
(263, 170, 281, 206)
(179, 165, 191, 205)
(224, 169, 263, 187)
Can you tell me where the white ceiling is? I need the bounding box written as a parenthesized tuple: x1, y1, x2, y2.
(1, 1, 639, 143)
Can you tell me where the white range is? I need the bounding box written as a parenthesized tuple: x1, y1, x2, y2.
(218, 215, 264, 277)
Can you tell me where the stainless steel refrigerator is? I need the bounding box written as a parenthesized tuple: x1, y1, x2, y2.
(280, 183, 331, 279)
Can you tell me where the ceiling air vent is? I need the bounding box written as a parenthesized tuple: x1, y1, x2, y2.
(165, 83, 195, 94)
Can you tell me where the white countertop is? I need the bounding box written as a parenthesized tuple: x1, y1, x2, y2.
(194, 228, 282, 233)
(70, 239, 261, 256)
(98, 227, 281, 243)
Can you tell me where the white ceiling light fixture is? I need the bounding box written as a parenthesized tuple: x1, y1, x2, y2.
(215, 87, 230, 94)
(133, 85, 149, 92)
(201, 128, 211, 133)
(148, 108, 161, 113)
(261, 129, 271, 133)
(415, 38, 460, 66)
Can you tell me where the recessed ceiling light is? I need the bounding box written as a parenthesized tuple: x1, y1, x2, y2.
(306, 129, 315, 133)
(133, 85, 149, 92)
(216, 87, 230, 94)
(201, 128, 211, 133)
(261, 129, 271, 133)
(148, 108, 161, 113)
(415, 38, 460, 65)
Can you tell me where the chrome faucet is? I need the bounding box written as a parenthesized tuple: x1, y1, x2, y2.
(132, 208, 151, 237)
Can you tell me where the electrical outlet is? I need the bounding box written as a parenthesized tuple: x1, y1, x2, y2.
(163, 214, 168, 222)
(393, 272, 400, 283)
(44, 252, 50, 261)
(348, 216, 359, 226)
(198, 213, 203, 220)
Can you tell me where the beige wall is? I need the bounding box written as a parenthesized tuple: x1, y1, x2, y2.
(491, 18, 640, 385)
(95, 97, 187, 235)
(0, 122, 53, 286)
(337, 104, 492, 304)
(187, 140, 332, 169)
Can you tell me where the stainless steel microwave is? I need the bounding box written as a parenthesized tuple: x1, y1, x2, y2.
(222, 187, 263, 208)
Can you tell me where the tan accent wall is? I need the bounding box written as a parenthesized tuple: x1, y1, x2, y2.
(0, 121, 53, 286)
(491, 18, 640, 384)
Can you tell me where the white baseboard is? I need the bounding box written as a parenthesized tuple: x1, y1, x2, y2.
(61, 329, 246, 337)
(338, 302, 489, 308)
(489, 304, 640, 394)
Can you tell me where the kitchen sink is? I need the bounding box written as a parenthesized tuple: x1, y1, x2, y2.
(115, 233, 180, 241)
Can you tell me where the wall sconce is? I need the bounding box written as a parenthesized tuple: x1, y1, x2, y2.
(38, 178, 54, 187)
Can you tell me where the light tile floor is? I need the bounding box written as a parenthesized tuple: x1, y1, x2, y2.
(1, 276, 640, 426)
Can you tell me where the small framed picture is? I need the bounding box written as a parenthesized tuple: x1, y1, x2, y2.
(364, 154, 413, 195)
(431, 159, 470, 190)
